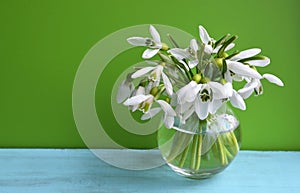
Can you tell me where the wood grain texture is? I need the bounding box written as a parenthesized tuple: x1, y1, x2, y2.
(0, 149, 299, 193)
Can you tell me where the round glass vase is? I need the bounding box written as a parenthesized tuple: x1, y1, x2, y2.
(157, 104, 241, 179)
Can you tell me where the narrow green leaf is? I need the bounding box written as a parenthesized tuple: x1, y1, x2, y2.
(214, 34, 230, 49)
(225, 50, 240, 59)
(217, 35, 238, 58)
(238, 55, 267, 63)
(222, 59, 227, 78)
(167, 34, 180, 48)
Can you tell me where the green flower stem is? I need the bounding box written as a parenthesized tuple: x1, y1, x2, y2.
(224, 146, 234, 160)
(195, 134, 203, 171)
(217, 136, 226, 165)
(179, 145, 190, 168)
(229, 131, 239, 154)
(190, 135, 198, 170)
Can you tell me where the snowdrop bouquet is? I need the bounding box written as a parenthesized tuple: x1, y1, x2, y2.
(117, 25, 283, 128)
(117, 25, 283, 178)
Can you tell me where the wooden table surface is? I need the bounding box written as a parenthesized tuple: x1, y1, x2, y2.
(0, 149, 299, 193)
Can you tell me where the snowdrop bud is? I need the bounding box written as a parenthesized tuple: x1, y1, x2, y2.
(161, 43, 169, 51)
(214, 58, 223, 68)
(143, 102, 151, 112)
(150, 87, 159, 96)
(200, 77, 210, 84)
(220, 52, 229, 58)
(192, 73, 202, 83)
(165, 97, 170, 103)
(221, 79, 227, 85)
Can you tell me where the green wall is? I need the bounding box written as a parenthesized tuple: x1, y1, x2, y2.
(1, 0, 299, 150)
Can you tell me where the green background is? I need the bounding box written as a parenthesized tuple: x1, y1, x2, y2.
(1, 0, 299, 150)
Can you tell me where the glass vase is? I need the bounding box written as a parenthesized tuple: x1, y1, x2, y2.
(157, 104, 241, 179)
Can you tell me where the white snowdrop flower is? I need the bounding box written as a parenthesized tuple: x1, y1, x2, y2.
(127, 25, 167, 59)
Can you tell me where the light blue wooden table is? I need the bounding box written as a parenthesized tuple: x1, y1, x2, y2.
(0, 149, 299, 193)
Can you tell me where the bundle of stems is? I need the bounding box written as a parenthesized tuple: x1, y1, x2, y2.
(166, 124, 239, 171)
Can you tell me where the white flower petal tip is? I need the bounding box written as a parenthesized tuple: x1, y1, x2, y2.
(199, 25, 210, 44)
(168, 48, 188, 60)
(142, 48, 160, 59)
(156, 100, 176, 116)
(190, 39, 198, 51)
(263, 74, 284, 87)
(227, 61, 262, 79)
(225, 43, 235, 51)
(230, 91, 246, 110)
(149, 25, 161, 43)
(195, 97, 209, 120)
(123, 94, 152, 106)
(116, 81, 133, 103)
(131, 66, 156, 78)
(231, 48, 261, 61)
(164, 116, 175, 129)
(127, 37, 147, 46)
(162, 72, 173, 96)
(247, 57, 270, 67)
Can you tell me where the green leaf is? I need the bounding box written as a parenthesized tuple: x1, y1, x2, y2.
(217, 35, 238, 58)
(214, 34, 230, 49)
(167, 34, 180, 48)
(238, 55, 267, 63)
(222, 59, 227, 78)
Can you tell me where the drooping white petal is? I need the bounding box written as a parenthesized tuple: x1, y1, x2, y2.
(124, 94, 152, 106)
(149, 25, 161, 43)
(204, 45, 213, 54)
(117, 80, 133, 103)
(190, 39, 198, 51)
(162, 72, 173, 96)
(230, 48, 261, 61)
(142, 48, 160, 59)
(185, 84, 202, 103)
(238, 87, 254, 99)
(230, 91, 246, 110)
(141, 107, 161, 120)
(237, 80, 258, 99)
(176, 81, 196, 104)
(131, 86, 146, 111)
(131, 66, 156, 78)
(135, 86, 146, 95)
(156, 100, 176, 116)
(225, 43, 235, 51)
(199, 25, 211, 44)
(238, 80, 259, 94)
(227, 61, 262, 79)
(188, 59, 198, 69)
(263, 73, 284, 86)
(151, 65, 163, 82)
(127, 37, 148, 46)
(168, 48, 189, 60)
(164, 115, 175, 129)
(195, 96, 209, 120)
(208, 81, 226, 99)
(246, 57, 270, 67)
(223, 82, 233, 97)
(209, 99, 223, 114)
(224, 71, 233, 83)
